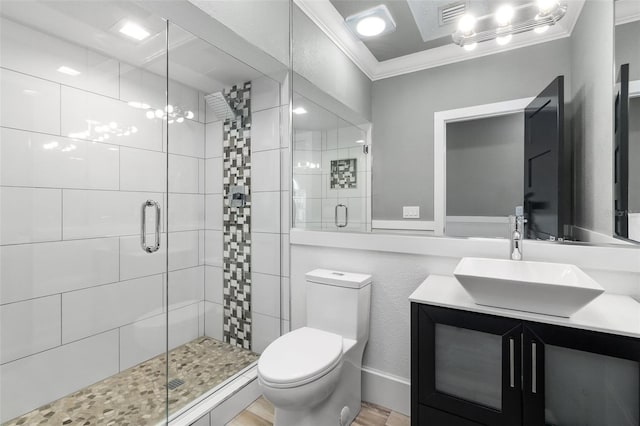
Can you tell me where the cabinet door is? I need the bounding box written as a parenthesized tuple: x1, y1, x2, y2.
(523, 323, 640, 426)
(412, 304, 522, 425)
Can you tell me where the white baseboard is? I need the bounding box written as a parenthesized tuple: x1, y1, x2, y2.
(362, 367, 411, 416)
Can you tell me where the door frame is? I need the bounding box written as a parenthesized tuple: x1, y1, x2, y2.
(433, 97, 534, 236)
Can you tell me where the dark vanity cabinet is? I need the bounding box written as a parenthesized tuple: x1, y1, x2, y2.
(411, 303, 640, 426)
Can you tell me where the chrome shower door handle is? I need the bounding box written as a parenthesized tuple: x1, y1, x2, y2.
(335, 204, 348, 228)
(140, 200, 161, 253)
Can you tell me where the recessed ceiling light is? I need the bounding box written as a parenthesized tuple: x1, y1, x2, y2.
(495, 5, 515, 26)
(292, 107, 307, 115)
(346, 5, 396, 39)
(119, 21, 150, 41)
(355, 139, 365, 144)
(57, 66, 80, 76)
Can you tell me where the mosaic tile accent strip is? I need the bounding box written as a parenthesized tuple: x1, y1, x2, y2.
(330, 158, 358, 189)
(3, 337, 258, 426)
(222, 82, 253, 350)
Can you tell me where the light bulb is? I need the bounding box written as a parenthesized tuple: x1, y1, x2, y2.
(496, 34, 512, 45)
(537, 0, 557, 15)
(185, 111, 194, 119)
(356, 16, 386, 37)
(146, 110, 155, 119)
(534, 25, 549, 34)
(177, 117, 184, 123)
(165, 104, 174, 113)
(463, 42, 478, 51)
(458, 14, 476, 34)
(155, 109, 163, 118)
(495, 5, 514, 26)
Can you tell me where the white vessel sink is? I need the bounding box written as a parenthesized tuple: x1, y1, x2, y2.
(453, 257, 605, 317)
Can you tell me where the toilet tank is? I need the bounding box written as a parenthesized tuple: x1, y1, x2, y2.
(305, 269, 372, 341)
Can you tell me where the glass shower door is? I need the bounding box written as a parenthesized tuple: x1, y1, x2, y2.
(0, 4, 170, 424)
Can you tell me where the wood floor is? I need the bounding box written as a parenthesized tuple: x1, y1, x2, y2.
(226, 396, 410, 426)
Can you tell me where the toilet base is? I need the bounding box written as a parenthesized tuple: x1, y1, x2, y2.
(273, 359, 362, 426)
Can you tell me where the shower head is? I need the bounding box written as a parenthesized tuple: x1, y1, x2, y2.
(204, 92, 238, 121)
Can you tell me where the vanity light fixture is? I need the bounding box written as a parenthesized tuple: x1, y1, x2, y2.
(345, 5, 396, 39)
(292, 107, 307, 115)
(453, 0, 565, 50)
(57, 66, 80, 76)
(119, 21, 150, 41)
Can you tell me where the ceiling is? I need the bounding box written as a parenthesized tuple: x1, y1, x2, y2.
(298, 0, 585, 80)
(0, 0, 265, 93)
(329, 0, 532, 61)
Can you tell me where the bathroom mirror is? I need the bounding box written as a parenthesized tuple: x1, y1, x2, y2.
(613, 0, 640, 243)
(291, 1, 637, 246)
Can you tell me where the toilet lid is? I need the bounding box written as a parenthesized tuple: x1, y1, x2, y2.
(258, 327, 343, 387)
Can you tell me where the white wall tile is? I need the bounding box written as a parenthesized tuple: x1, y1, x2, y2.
(204, 230, 223, 267)
(63, 190, 163, 239)
(0, 187, 61, 245)
(0, 330, 119, 423)
(252, 273, 280, 318)
(168, 303, 201, 349)
(61, 86, 163, 152)
(199, 230, 206, 265)
(296, 197, 322, 224)
(61, 275, 163, 343)
(252, 76, 280, 112)
(205, 194, 223, 231)
(198, 301, 206, 336)
(252, 232, 280, 276)
(282, 277, 290, 320)
(293, 174, 322, 198)
(204, 301, 223, 341)
(168, 119, 205, 158)
(252, 312, 280, 354)
(205, 266, 223, 304)
(0, 18, 119, 98)
(205, 121, 223, 158)
(0, 68, 60, 135)
(252, 192, 280, 233)
(252, 149, 280, 192)
(169, 80, 201, 123)
(119, 64, 165, 111)
(252, 108, 280, 152)
(280, 105, 290, 148)
(281, 234, 290, 278)
(281, 148, 290, 191)
(205, 158, 222, 194)
(1, 128, 119, 190)
(168, 193, 204, 232)
(120, 147, 166, 193)
(168, 266, 204, 310)
(191, 413, 210, 426)
(293, 149, 322, 174)
(282, 190, 291, 232)
(120, 231, 199, 280)
(0, 237, 119, 305)
(119, 313, 165, 371)
(0, 295, 61, 364)
(169, 154, 200, 194)
(199, 159, 206, 194)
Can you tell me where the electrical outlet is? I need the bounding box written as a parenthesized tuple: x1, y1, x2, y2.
(403, 206, 420, 218)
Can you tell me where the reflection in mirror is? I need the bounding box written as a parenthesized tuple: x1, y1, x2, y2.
(291, 93, 370, 231)
(614, 1, 640, 243)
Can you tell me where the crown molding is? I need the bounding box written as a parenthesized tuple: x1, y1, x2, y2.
(615, 0, 640, 25)
(295, 0, 585, 81)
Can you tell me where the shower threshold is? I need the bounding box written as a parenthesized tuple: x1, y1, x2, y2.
(3, 337, 258, 426)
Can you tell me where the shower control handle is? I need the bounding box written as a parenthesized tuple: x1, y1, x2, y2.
(141, 200, 161, 253)
(335, 204, 348, 228)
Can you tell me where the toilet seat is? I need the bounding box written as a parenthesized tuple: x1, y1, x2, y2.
(258, 327, 343, 389)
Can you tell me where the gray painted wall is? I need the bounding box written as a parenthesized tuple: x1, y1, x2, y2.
(630, 97, 640, 212)
(616, 20, 640, 81)
(293, 6, 373, 121)
(372, 38, 572, 220)
(570, 0, 614, 236)
(446, 114, 524, 216)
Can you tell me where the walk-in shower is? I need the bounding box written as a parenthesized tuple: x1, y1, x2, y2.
(0, 1, 289, 424)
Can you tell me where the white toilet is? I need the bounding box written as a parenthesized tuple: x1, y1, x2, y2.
(257, 269, 372, 426)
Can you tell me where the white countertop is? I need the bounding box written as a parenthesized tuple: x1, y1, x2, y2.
(409, 275, 640, 339)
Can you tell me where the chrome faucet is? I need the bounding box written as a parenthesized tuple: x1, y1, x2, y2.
(510, 206, 526, 261)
